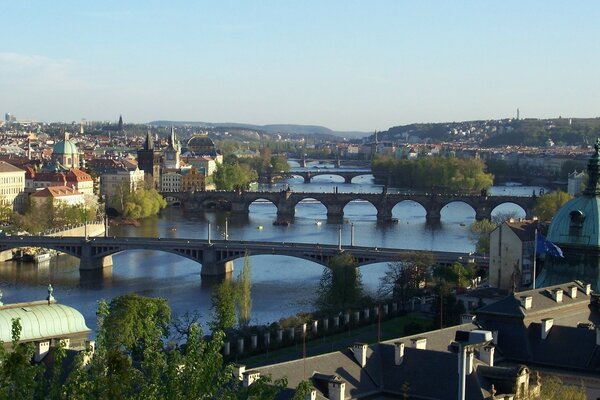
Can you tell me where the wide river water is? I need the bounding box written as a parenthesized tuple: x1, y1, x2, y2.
(0, 166, 545, 331)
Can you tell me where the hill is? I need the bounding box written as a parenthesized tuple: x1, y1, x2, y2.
(148, 120, 368, 139)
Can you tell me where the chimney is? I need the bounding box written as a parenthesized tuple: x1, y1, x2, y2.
(394, 342, 405, 365)
(568, 285, 578, 299)
(328, 376, 345, 400)
(585, 283, 592, 296)
(541, 318, 554, 340)
(233, 364, 246, 381)
(243, 371, 260, 387)
(34, 340, 50, 362)
(479, 346, 495, 366)
(461, 314, 475, 324)
(351, 343, 368, 367)
(551, 289, 563, 303)
(411, 337, 427, 349)
(520, 296, 532, 310)
(465, 351, 474, 375)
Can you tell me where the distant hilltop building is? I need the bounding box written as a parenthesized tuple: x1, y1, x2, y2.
(184, 133, 217, 156)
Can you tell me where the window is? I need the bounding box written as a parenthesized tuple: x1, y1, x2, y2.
(569, 210, 585, 236)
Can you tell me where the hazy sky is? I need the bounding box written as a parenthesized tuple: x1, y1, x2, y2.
(1, 1, 599, 131)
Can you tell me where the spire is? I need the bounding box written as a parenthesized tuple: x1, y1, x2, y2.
(144, 129, 154, 150)
(584, 138, 600, 196)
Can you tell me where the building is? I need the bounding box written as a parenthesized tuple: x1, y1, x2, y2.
(475, 281, 600, 398)
(160, 169, 181, 192)
(489, 220, 537, 291)
(567, 170, 586, 196)
(0, 161, 26, 213)
(26, 168, 94, 196)
(185, 133, 217, 156)
(30, 186, 85, 207)
(137, 130, 161, 188)
(51, 132, 80, 169)
(99, 165, 145, 205)
(0, 286, 92, 362)
(248, 322, 539, 399)
(162, 127, 180, 170)
(180, 167, 205, 192)
(538, 140, 600, 290)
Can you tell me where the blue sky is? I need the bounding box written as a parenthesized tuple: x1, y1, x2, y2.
(1, 1, 599, 131)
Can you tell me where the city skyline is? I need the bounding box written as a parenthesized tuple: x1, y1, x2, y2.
(1, 1, 599, 131)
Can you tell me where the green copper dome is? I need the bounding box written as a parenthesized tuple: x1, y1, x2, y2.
(53, 138, 78, 155)
(547, 139, 600, 248)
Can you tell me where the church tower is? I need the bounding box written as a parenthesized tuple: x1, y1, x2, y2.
(163, 126, 180, 170)
(137, 128, 161, 188)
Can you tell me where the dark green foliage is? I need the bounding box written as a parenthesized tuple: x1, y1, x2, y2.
(372, 155, 493, 192)
(378, 252, 432, 306)
(315, 252, 364, 312)
(211, 280, 237, 333)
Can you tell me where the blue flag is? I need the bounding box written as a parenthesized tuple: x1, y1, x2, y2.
(536, 233, 564, 258)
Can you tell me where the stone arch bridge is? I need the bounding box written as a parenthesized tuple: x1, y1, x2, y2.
(167, 190, 537, 223)
(0, 236, 484, 277)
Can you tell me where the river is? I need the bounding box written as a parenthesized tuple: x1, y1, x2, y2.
(0, 169, 545, 331)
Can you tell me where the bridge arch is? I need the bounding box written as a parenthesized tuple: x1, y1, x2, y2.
(490, 202, 527, 221)
(246, 198, 278, 215)
(391, 200, 427, 220)
(306, 173, 345, 183)
(439, 200, 477, 223)
(292, 197, 328, 220)
(348, 173, 374, 183)
(342, 199, 378, 221)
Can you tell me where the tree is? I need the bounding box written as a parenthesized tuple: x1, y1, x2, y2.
(534, 190, 573, 222)
(469, 219, 497, 254)
(433, 262, 475, 289)
(236, 252, 253, 327)
(101, 294, 171, 361)
(0, 318, 44, 399)
(213, 162, 258, 191)
(378, 252, 433, 306)
(539, 374, 586, 400)
(210, 280, 237, 333)
(315, 252, 364, 313)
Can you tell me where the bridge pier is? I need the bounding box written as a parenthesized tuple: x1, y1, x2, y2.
(425, 209, 441, 224)
(303, 175, 311, 184)
(201, 247, 234, 277)
(80, 255, 113, 270)
(326, 204, 344, 223)
(475, 209, 489, 221)
(344, 176, 352, 184)
(376, 209, 393, 223)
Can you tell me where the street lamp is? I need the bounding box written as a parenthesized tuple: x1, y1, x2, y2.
(453, 330, 493, 400)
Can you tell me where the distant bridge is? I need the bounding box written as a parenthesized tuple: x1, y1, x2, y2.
(166, 190, 537, 223)
(0, 236, 485, 277)
(287, 169, 373, 184)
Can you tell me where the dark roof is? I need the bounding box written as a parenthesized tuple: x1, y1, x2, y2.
(505, 220, 537, 242)
(475, 281, 592, 321)
(526, 323, 600, 371)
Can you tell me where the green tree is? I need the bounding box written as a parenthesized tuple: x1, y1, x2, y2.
(210, 280, 237, 333)
(0, 319, 44, 400)
(236, 252, 253, 327)
(378, 252, 433, 306)
(315, 252, 364, 312)
(213, 162, 258, 191)
(539, 375, 586, 400)
(433, 262, 475, 289)
(101, 294, 171, 360)
(534, 190, 573, 222)
(120, 187, 167, 219)
(470, 219, 497, 254)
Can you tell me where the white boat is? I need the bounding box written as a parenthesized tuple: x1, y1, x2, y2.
(315, 221, 322, 226)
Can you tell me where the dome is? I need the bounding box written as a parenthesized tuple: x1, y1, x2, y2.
(547, 195, 600, 248)
(186, 134, 215, 153)
(53, 138, 78, 155)
(0, 302, 90, 343)
(547, 140, 600, 249)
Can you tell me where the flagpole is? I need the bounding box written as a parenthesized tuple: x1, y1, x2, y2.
(533, 228, 537, 290)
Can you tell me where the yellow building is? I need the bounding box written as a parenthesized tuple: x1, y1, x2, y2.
(0, 161, 26, 213)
